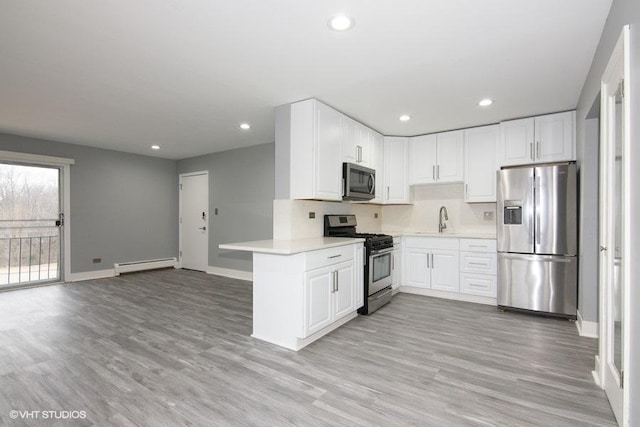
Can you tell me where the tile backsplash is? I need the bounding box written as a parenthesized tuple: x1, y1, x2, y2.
(273, 183, 496, 240)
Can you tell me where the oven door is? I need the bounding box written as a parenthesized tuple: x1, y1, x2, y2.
(369, 247, 393, 295)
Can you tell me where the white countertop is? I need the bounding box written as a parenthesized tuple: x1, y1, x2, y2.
(219, 237, 365, 255)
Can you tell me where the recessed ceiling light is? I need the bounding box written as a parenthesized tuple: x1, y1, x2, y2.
(478, 98, 493, 107)
(399, 115, 411, 122)
(151, 145, 160, 150)
(240, 123, 251, 130)
(328, 15, 355, 31)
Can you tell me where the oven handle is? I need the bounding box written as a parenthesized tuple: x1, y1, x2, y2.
(370, 246, 394, 256)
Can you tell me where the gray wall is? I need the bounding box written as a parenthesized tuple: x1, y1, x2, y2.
(0, 132, 178, 274)
(177, 143, 274, 272)
(575, 0, 640, 323)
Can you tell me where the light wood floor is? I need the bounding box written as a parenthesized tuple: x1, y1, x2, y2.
(0, 269, 616, 426)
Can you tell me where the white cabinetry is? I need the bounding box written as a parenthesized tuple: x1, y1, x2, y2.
(459, 239, 497, 298)
(409, 130, 464, 185)
(391, 237, 402, 290)
(499, 111, 575, 167)
(342, 118, 371, 167)
(464, 125, 499, 202)
(276, 99, 343, 201)
(252, 242, 363, 351)
(402, 237, 459, 292)
(383, 137, 411, 204)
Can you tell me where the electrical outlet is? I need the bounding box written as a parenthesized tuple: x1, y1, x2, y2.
(309, 212, 316, 219)
(483, 211, 494, 221)
(374, 213, 379, 219)
(92, 258, 102, 264)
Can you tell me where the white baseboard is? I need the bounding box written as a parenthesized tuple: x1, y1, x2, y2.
(68, 269, 115, 282)
(206, 266, 253, 281)
(576, 310, 599, 338)
(592, 355, 602, 387)
(399, 286, 496, 306)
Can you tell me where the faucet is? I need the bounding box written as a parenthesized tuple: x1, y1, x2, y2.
(439, 206, 449, 233)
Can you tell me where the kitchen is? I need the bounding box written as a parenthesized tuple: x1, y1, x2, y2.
(1, 1, 639, 426)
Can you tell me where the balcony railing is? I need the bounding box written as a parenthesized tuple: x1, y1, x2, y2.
(0, 235, 59, 286)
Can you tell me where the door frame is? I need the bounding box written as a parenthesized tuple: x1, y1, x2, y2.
(598, 26, 630, 426)
(178, 171, 209, 271)
(0, 150, 73, 284)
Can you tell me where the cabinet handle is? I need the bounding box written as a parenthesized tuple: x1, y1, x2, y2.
(431, 253, 434, 269)
(465, 184, 468, 199)
(530, 142, 534, 160)
(437, 165, 440, 180)
(332, 270, 337, 292)
(536, 141, 540, 159)
(328, 254, 342, 259)
(469, 262, 488, 266)
(432, 165, 435, 180)
(468, 245, 488, 248)
(392, 254, 395, 270)
(387, 186, 390, 200)
(426, 254, 430, 268)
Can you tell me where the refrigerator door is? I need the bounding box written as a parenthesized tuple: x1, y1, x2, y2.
(534, 163, 577, 256)
(497, 167, 534, 253)
(497, 253, 577, 317)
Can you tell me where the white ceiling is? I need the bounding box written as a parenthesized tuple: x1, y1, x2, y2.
(0, 0, 612, 160)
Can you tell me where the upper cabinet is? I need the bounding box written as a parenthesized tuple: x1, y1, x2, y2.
(342, 118, 372, 167)
(499, 111, 575, 167)
(464, 125, 499, 203)
(409, 130, 464, 185)
(383, 137, 411, 204)
(276, 99, 343, 201)
(371, 130, 385, 204)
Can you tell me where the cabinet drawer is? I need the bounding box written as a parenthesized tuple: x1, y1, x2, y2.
(459, 239, 496, 253)
(404, 236, 459, 251)
(305, 245, 354, 271)
(460, 251, 497, 274)
(460, 273, 496, 298)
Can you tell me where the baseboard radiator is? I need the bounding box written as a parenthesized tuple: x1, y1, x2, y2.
(114, 257, 178, 275)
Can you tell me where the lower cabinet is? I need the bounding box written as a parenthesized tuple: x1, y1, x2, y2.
(304, 260, 355, 337)
(400, 236, 496, 303)
(391, 241, 402, 290)
(252, 242, 363, 351)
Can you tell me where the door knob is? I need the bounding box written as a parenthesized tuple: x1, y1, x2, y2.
(198, 227, 207, 231)
(600, 246, 607, 252)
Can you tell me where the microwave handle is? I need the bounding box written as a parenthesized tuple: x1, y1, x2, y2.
(368, 173, 375, 194)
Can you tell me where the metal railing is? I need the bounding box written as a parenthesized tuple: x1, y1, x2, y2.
(0, 235, 59, 285)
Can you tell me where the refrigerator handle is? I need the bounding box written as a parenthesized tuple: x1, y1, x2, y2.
(534, 176, 541, 246)
(529, 176, 535, 245)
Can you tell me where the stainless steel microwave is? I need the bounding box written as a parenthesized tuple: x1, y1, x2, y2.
(343, 163, 375, 201)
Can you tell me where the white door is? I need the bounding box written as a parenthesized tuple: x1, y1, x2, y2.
(179, 172, 208, 272)
(430, 249, 459, 292)
(464, 125, 499, 202)
(534, 111, 574, 163)
(599, 27, 628, 426)
(333, 261, 355, 320)
(409, 135, 437, 184)
(435, 130, 464, 183)
(499, 117, 535, 166)
(303, 266, 333, 337)
(404, 248, 430, 288)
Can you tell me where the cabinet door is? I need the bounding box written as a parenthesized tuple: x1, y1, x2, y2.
(499, 117, 535, 166)
(354, 246, 365, 308)
(371, 131, 384, 203)
(464, 125, 499, 202)
(404, 248, 430, 288)
(436, 130, 464, 182)
(303, 267, 333, 337)
(342, 117, 358, 164)
(357, 125, 371, 166)
(334, 261, 355, 320)
(409, 135, 437, 184)
(534, 111, 574, 163)
(383, 137, 411, 204)
(430, 249, 459, 292)
(314, 102, 343, 200)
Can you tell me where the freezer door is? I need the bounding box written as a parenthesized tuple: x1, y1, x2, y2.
(497, 253, 577, 317)
(497, 167, 534, 253)
(534, 163, 577, 256)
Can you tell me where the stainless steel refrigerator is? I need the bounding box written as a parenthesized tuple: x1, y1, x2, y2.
(497, 162, 577, 318)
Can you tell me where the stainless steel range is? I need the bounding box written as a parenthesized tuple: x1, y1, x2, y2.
(324, 214, 394, 314)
